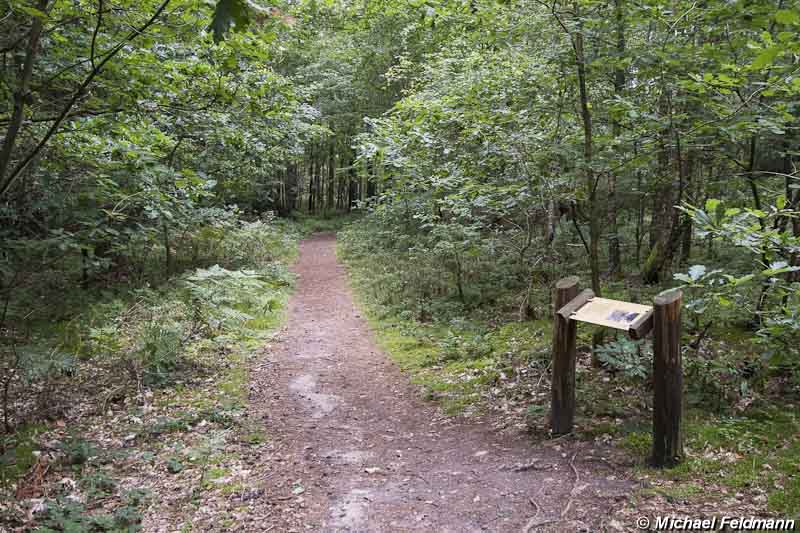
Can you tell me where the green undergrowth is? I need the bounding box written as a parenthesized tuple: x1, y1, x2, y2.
(362, 309, 553, 415)
(1, 219, 298, 531)
(652, 408, 799, 516)
(340, 236, 553, 415)
(292, 210, 362, 236)
(338, 224, 799, 518)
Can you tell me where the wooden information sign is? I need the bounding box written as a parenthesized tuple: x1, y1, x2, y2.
(549, 278, 683, 468)
(558, 292, 654, 339)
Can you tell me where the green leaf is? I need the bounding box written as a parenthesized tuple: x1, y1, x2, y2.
(762, 261, 800, 276)
(688, 264, 707, 281)
(751, 47, 780, 70)
(16, 5, 48, 19)
(731, 274, 754, 286)
(705, 198, 721, 213)
(775, 9, 799, 25)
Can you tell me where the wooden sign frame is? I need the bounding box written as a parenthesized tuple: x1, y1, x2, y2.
(557, 290, 654, 340)
(549, 277, 683, 468)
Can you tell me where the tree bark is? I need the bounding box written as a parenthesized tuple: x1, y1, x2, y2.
(574, 6, 601, 296)
(606, 0, 625, 277)
(0, 1, 49, 183)
(327, 141, 335, 211)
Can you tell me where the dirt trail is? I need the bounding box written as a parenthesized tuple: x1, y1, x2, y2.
(249, 234, 632, 532)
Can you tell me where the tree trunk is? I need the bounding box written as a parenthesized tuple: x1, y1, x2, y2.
(574, 7, 601, 296)
(347, 163, 358, 211)
(0, 1, 48, 184)
(606, 0, 625, 278)
(163, 222, 172, 278)
(643, 90, 677, 284)
(327, 142, 335, 212)
(307, 151, 316, 214)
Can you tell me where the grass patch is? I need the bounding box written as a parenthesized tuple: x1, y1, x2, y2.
(642, 482, 705, 503)
(630, 407, 800, 516)
(357, 309, 499, 414)
(345, 276, 553, 416)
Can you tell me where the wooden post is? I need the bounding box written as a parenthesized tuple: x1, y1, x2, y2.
(551, 276, 579, 435)
(652, 289, 683, 467)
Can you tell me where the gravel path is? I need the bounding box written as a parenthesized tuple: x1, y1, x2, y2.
(249, 233, 632, 532)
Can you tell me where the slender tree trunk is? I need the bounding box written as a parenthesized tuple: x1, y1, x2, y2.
(287, 163, 298, 214)
(347, 163, 357, 212)
(643, 90, 677, 284)
(162, 222, 172, 278)
(327, 142, 335, 212)
(634, 143, 645, 267)
(573, 4, 605, 365)
(679, 154, 697, 266)
(315, 155, 322, 213)
(606, 0, 625, 277)
(574, 8, 601, 296)
(366, 158, 377, 199)
(307, 150, 316, 214)
(0, 1, 48, 182)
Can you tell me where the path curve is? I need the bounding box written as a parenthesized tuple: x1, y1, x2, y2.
(250, 234, 631, 532)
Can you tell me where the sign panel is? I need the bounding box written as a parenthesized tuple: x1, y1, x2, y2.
(570, 297, 653, 331)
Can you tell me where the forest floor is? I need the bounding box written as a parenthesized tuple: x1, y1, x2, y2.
(248, 233, 634, 532)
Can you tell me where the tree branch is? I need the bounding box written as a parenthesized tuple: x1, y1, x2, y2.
(90, 0, 104, 69)
(0, 0, 49, 183)
(0, 0, 172, 199)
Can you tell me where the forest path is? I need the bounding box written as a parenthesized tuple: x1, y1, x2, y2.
(250, 233, 631, 532)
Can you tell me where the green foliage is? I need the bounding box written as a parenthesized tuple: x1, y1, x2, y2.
(293, 212, 362, 236)
(1, 218, 295, 529)
(37, 491, 147, 532)
(165, 457, 184, 474)
(60, 437, 98, 467)
(677, 198, 800, 388)
(436, 328, 493, 362)
(622, 431, 652, 457)
(134, 322, 184, 386)
(185, 265, 283, 336)
(1, 218, 292, 434)
(662, 408, 800, 515)
(338, 204, 553, 325)
(0, 425, 44, 489)
(2, 0, 799, 522)
(594, 338, 652, 380)
(82, 470, 118, 499)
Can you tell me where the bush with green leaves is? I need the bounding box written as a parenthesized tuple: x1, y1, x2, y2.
(594, 338, 652, 381)
(338, 197, 554, 327)
(184, 265, 284, 337)
(677, 198, 800, 389)
(1, 218, 295, 433)
(36, 487, 149, 533)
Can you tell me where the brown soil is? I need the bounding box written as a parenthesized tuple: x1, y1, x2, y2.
(248, 234, 633, 532)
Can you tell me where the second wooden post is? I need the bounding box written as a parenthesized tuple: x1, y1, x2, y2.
(551, 276, 579, 435)
(652, 289, 683, 467)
